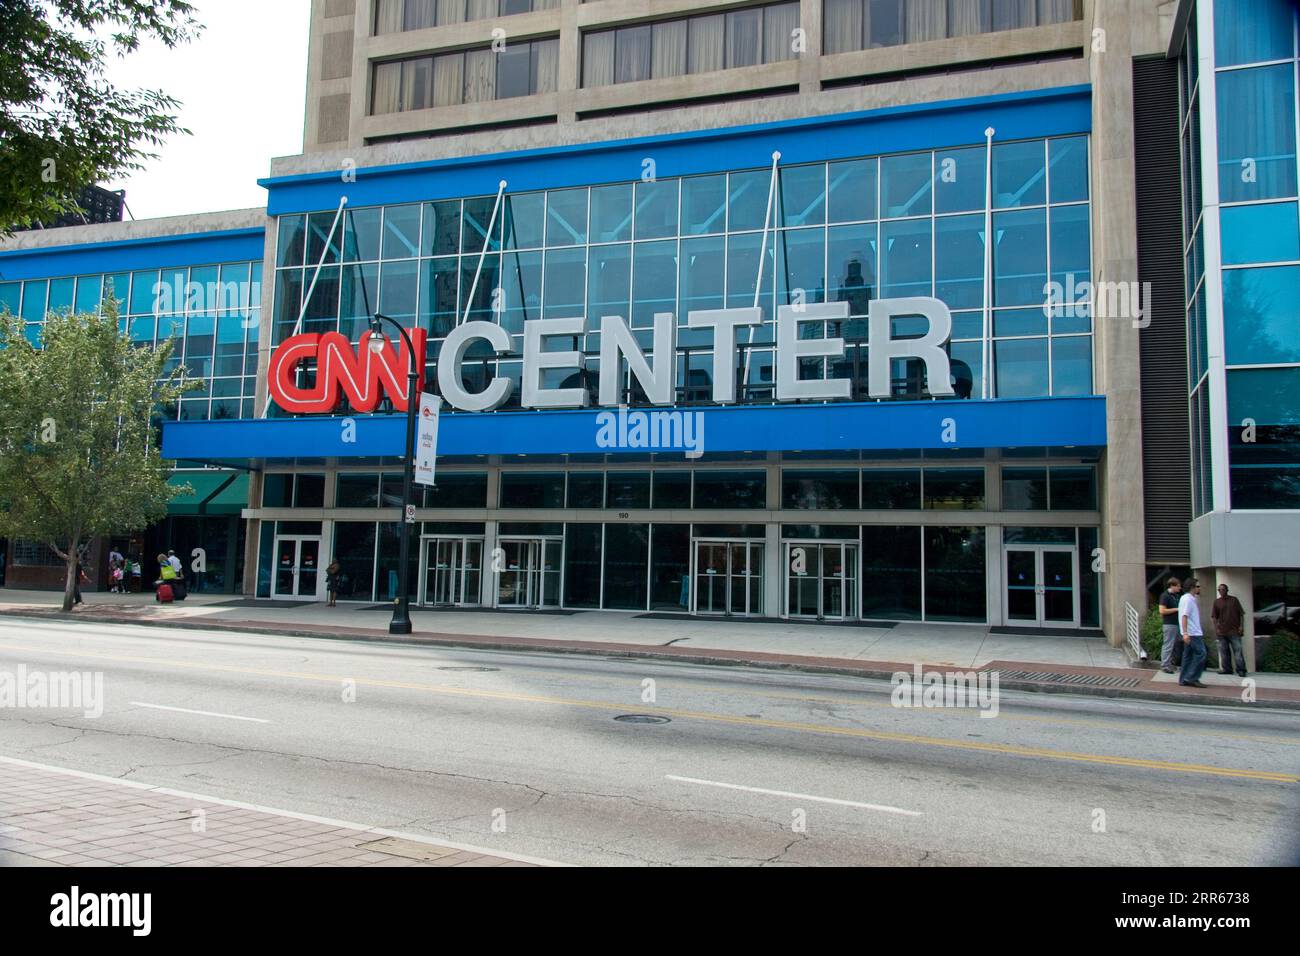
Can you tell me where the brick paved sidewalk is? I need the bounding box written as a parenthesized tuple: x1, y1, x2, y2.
(0, 757, 550, 868)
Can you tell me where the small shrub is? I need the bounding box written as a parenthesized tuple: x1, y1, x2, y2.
(1262, 628, 1300, 674)
(1141, 607, 1164, 661)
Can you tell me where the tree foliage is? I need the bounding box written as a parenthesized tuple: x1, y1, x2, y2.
(0, 0, 200, 233)
(0, 301, 197, 609)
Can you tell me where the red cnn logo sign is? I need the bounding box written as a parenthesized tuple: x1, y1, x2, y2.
(268, 330, 428, 414)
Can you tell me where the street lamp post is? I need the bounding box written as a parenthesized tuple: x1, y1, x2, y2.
(369, 313, 418, 635)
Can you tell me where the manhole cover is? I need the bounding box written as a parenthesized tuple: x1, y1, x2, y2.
(613, 714, 671, 724)
(435, 666, 500, 672)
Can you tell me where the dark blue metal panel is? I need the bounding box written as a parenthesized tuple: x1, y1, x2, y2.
(161, 397, 1107, 462)
(261, 86, 1092, 216)
(0, 228, 266, 282)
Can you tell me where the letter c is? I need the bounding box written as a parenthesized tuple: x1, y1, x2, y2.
(437, 321, 513, 411)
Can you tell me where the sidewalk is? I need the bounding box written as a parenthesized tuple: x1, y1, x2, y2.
(0, 756, 548, 867)
(3, 589, 1299, 709)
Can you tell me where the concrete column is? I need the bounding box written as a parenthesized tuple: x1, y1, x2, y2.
(798, 0, 823, 95)
(764, 523, 781, 618)
(1089, 0, 1147, 647)
(556, 0, 581, 124)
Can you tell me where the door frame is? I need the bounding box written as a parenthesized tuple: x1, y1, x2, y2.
(689, 538, 764, 617)
(270, 534, 324, 601)
(493, 535, 563, 610)
(1002, 543, 1080, 628)
(418, 534, 484, 608)
(782, 540, 859, 621)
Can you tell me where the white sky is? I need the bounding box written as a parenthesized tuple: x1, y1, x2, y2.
(100, 0, 311, 220)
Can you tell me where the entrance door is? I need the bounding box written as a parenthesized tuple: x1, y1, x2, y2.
(420, 536, 483, 607)
(272, 536, 322, 599)
(495, 537, 561, 609)
(692, 540, 763, 616)
(1004, 546, 1078, 627)
(785, 542, 859, 620)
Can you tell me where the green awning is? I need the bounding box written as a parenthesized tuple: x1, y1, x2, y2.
(166, 472, 249, 516)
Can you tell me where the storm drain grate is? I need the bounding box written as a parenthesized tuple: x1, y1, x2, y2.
(613, 714, 671, 724)
(997, 670, 1142, 689)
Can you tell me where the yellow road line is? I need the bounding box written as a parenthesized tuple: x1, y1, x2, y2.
(1, 640, 1296, 784)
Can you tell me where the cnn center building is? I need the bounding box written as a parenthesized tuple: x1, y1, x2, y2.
(4, 0, 1294, 658)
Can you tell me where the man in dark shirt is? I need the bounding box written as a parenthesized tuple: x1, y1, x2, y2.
(1158, 577, 1182, 673)
(1211, 583, 1248, 677)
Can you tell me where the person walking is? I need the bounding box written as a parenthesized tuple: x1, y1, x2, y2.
(325, 559, 342, 607)
(1211, 583, 1248, 677)
(1158, 577, 1182, 673)
(1178, 577, 1208, 688)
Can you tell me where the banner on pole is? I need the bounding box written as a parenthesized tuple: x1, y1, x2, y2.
(414, 393, 441, 488)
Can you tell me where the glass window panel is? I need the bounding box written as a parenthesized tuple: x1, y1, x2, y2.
(1050, 335, 1092, 395)
(763, 1, 799, 63)
(464, 48, 497, 102)
(992, 139, 1046, 208)
(1216, 65, 1298, 203)
(542, 247, 586, 320)
(823, 0, 864, 54)
(379, 259, 418, 325)
(779, 164, 826, 227)
(776, 227, 826, 308)
(866, 0, 904, 47)
(680, 236, 725, 314)
(423, 200, 461, 256)
(382, 204, 422, 259)
(994, 306, 1048, 337)
(46, 276, 74, 314)
(583, 30, 615, 87)
(827, 222, 877, 316)
(74, 275, 103, 314)
(499, 250, 543, 334)
(546, 188, 588, 246)
(992, 207, 1047, 306)
(500, 472, 565, 508)
(277, 215, 306, 267)
(650, 524, 691, 610)
(615, 25, 652, 83)
(828, 157, 877, 223)
(1223, 266, 1300, 365)
(632, 241, 678, 329)
(1213, 0, 1295, 67)
(588, 243, 631, 325)
(935, 214, 985, 310)
(0, 281, 20, 315)
(881, 152, 932, 218)
(564, 523, 603, 608)
(1049, 203, 1090, 300)
(694, 470, 766, 508)
(782, 469, 859, 509)
(17, 279, 46, 323)
(726, 233, 775, 323)
(688, 13, 725, 74)
(1048, 136, 1089, 203)
(651, 20, 688, 78)
(923, 526, 986, 622)
(1002, 467, 1048, 510)
(934, 145, 986, 213)
(994, 336, 1050, 397)
(459, 254, 500, 324)
(603, 523, 650, 610)
(1220, 202, 1299, 264)
(130, 271, 159, 316)
(503, 192, 545, 250)
(590, 183, 632, 243)
(424, 472, 487, 508)
(1051, 466, 1097, 510)
(729, 168, 771, 232)
(606, 472, 651, 509)
(340, 208, 380, 263)
(653, 471, 692, 508)
(337, 473, 381, 508)
(635, 178, 678, 240)
(306, 211, 341, 265)
(496, 42, 531, 99)
(923, 469, 985, 509)
(880, 219, 932, 298)
(567, 472, 604, 508)
(726, 8, 763, 68)
(861, 525, 922, 620)
(681, 174, 727, 235)
(462, 196, 500, 254)
(861, 469, 921, 509)
(340, 262, 379, 340)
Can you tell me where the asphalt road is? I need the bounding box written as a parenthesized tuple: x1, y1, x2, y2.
(1, 616, 1297, 866)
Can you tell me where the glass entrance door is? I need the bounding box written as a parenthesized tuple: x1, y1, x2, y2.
(272, 536, 322, 599)
(420, 536, 483, 607)
(692, 540, 763, 616)
(785, 542, 858, 620)
(495, 537, 561, 609)
(1004, 546, 1078, 627)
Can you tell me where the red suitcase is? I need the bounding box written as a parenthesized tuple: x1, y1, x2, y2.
(156, 583, 174, 604)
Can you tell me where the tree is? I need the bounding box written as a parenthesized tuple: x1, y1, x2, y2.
(0, 301, 197, 610)
(0, 0, 200, 233)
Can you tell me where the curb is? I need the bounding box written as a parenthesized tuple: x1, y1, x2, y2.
(4, 607, 1298, 712)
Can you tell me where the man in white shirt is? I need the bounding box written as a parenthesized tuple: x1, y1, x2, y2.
(167, 550, 183, 576)
(1178, 577, 1208, 688)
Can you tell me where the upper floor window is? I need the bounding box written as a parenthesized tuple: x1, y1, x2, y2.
(372, 37, 559, 114)
(823, 0, 1080, 55)
(375, 0, 559, 36)
(582, 2, 799, 87)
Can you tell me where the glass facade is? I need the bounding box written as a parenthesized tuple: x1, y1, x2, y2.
(273, 134, 1092, 412)
(0, 262, 263, 422)
(1205, 0, 1300, 510)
